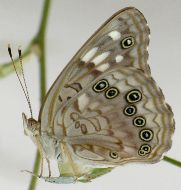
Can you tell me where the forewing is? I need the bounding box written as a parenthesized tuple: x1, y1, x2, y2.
(39, 7, 150, 131)
(53, 66, 174, 165)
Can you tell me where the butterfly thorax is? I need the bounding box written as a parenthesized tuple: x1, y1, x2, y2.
(22, 113, 62, 161)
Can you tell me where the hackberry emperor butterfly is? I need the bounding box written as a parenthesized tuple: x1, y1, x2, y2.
(20, 7, 175, 183)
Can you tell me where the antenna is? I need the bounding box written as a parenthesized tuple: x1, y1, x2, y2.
(8, 45, 33, 118)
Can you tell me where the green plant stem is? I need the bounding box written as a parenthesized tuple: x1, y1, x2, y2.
(27, 1, 51, 190)
(34, 0, 51, 101)
(163, 156, 181, 167)
(27, 152, 41, 190)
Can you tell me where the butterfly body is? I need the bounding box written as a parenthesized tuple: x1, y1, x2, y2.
(23, 114, 115, 183)
(23, 7, 174, 183)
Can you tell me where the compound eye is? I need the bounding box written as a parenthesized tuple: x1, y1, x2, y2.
(125, 89, 142, 103)
(93, 79, 109, 92)
(121, 36, 135, 49)
(105, 87, 119, 99)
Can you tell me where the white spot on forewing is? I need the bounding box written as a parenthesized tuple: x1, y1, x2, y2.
(96, 63, 110, 72)
(77, 93, 89, 112)
(92, 52, 110, 66)
(108, 31, 121, 41)
(115, 55, 123, 63)
(81, 47, 98, 62)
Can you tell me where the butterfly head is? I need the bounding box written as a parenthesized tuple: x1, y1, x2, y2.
(22, 113, 40, 138)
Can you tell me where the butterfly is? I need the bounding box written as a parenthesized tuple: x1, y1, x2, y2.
(19, 7, 175, 183)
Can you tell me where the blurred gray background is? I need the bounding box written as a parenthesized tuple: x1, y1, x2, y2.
(0, 0, 180, 189)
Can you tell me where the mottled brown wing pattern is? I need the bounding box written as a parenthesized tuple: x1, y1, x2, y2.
(21, 7, 175, 183)
(39, 7, 150, 132)
(53, 66, 174, 165)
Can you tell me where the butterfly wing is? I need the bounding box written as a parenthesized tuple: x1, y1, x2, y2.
(54, 66, 174, 166)
(39, 7, 150, 132)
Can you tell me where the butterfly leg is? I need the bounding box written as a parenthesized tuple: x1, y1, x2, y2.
(35, 136, 45, 177)
(39, 156, 44, 177)
(46, 158, 51, 177)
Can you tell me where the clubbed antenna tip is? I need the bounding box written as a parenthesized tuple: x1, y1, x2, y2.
(18, 45, 22, 56)
(8, 44, 13, 58)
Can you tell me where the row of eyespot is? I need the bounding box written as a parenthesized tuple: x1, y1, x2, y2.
(116, 35, 152, 157)
(123, 104, 153, 144)
(93, 79, 152, 158)
(93, 79, 119, 99)
(122, 86, 153, 157)
(93, 79, 144, 103)
(108, 143, 152, 159)
(108, 142, 151, 159)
